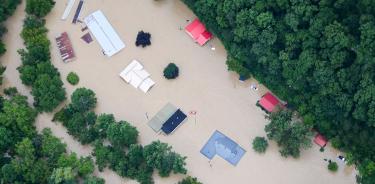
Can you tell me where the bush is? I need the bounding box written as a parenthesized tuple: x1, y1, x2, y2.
(328, 161, 338, 172)
(135, 31, 151, 48)
(178, 176, 202, 184)
(67, 72, 79, 85)
(3, 87, 18, 96)
(252, 137, 268, 153)
(163, 63, 179, 79)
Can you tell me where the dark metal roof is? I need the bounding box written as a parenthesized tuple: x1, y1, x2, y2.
(161, 109, 187, 134)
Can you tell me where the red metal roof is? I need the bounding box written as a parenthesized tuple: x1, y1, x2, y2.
(259, 92, 280, 112)
(196, 31, 213, 46)
(185, 19, 212, 46)
(314, 134, 327, 147)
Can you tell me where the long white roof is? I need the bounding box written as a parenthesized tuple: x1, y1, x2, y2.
(84, 10, 125, 57)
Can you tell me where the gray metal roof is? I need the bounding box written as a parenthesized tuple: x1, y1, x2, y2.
(147, 103, 177, 132)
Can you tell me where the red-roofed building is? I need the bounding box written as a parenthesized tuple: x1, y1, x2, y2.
(185, 19, 213, 46)
(259, 92, 282, 113)
(314, 134, 327, 147)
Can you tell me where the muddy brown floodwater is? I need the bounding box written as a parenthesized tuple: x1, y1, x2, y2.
(0, 0, 356, 184)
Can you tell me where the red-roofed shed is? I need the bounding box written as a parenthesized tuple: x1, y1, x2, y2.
(259, 92, 281, 113)
(185, 19, 213, 46)
(314, 134, 327, 147)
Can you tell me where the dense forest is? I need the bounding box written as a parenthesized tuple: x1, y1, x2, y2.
(0, 88, 104, 183)
(182, 0, 375, 183)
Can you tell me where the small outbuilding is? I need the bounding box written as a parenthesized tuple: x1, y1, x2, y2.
(147, 103, 187, 135)
(259, 92, 282, 113)
(185, 18, 213, 46)
(314, 134, 327, 147)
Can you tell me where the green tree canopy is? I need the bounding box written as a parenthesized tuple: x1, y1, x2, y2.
(265, 110, 312, 158)
(143, 141, 187, 177)
(0, 127, 12, 153)
(48, 167, 76, 184)
(106, 121, 138, 148)
(18, 3, 65, 113)
(357, 159, 375, 184)
(83, 176, 105, 184)
(94, 114, 116, 139)
(70, 88, 97, 113)
(26, 0, 55, 17)
(0, 88, 102, 183)
(178, 176, 203, 184)
(31, 74, 66, 112)
(92, 142, 110, 171)
(57, 153, 79, 168)
(40, 128, 67, 165)
(0, 94, 37, 140)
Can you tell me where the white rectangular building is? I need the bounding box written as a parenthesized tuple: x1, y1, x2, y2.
(119, 60, 155, 93)
(84, 10, 125, 57)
